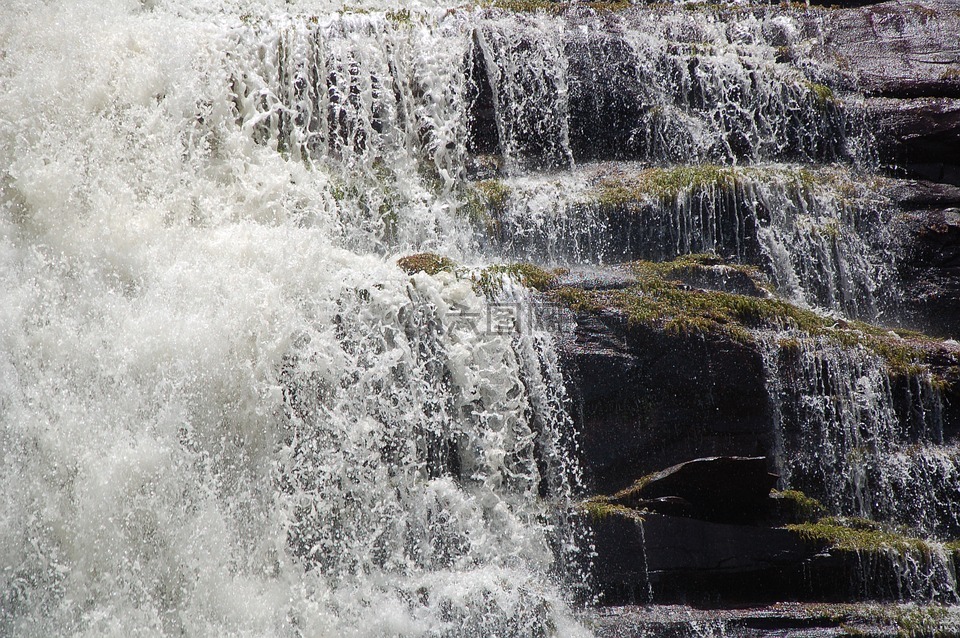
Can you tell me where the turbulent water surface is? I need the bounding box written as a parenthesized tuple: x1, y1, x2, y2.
(0, 2, 593, 635)
(2, 0, 955, 634)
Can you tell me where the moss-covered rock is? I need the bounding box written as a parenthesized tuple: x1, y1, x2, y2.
(550, 256, 957, 381)
(771, 489, 827, 524)
(786, 517, 938, 556)
(594, 165, 742, 206)
(397, 253, 457, 276)
(472, 263, 563, 295)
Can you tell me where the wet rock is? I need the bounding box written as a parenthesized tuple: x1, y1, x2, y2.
(565, 17, 649, 162)
(885, 177, 960, 209)
(895, 207, 960, 336)
(865, 97, 960, 186)
(587, 602, 960, 637)
(610, 456, 779, 525)
(556, 279, 773, 493)
(589, 510, 824, 605)
(666, 264, 772, 299)
(817, 1, 960, 99)
(587, 507, 958, 605)
(815, 1, 960, 185)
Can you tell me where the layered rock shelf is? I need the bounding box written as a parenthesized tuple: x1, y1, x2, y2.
(420, 0, 960, 628)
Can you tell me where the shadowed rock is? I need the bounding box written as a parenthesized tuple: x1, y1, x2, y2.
(610, 456, 779, 525)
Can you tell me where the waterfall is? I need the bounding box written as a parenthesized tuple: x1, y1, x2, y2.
(3, 0, 957, 631)
(471, 164, 893, 320)
(0, 4, 589, 635)
(763, 335, 959, 538)
(468, 7, 854, 168)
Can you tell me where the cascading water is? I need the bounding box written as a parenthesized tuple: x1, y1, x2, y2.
(470, 164, 893, 319)
(0, 3, 590, 635)
(3, 0, 958, 632)
(764, 335, 958, 538)
(469, 6, 856, 168)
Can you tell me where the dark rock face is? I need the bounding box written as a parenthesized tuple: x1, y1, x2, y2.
(866, 97, 960, 186)
(559, 301, 772, 494)
(564, 17, 649, 162)
(816, 1, 960, 185)
(888, 180, 960, 336)
(897, 207, 960, 337)
(590, 511, 823, 605)
(611, 456, 779, 525)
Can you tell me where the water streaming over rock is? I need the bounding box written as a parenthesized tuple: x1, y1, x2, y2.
(469, 6, 858, 169)
(2, 0, 958, 633)
(0, 3, 591, 635)
(763, 336, 957, 538)
(471, 164, 894, 319)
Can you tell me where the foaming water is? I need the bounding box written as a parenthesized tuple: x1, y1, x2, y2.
(0, 3, 589, 636)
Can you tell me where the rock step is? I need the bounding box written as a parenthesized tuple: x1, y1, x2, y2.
(582, 457, 960, 606)
(586, 602, 960, 637)
(465, 1, 960, 183)
(550, 262, 960, 534)
(587, 509, 960, 605)
(466, 165, 959, 335)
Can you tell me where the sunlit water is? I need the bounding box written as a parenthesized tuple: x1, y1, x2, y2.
(1, 0, 953, 634)
(0, 2, 591, 635)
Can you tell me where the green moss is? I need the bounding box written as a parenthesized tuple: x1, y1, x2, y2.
(552, 286, 596, 312)
(385, 8, 412, 24)
(579, 499, 643, 522)
(803, 80, 837, 108)
(778, 337, 802, 353)
(772, 489, 826, 523)
(548, 255, 951, 383)
(632, 252, 766, 288)
(595, 165, 739, 206)
(607, 472, 659, 504)
(473, 263, 562, 296)
(589, 165, 875, 212)
(503, 263, 561, 291)
(474, 180, 510, 211)
(893, 606, 951, 637)
(787, 517, 934, 555)
(397, 253, 457, 276)
(462, 179, 511, 236)
(788, 603, 959, 638)
(488, 0, 564, 12)
(588, 264, 826, 343)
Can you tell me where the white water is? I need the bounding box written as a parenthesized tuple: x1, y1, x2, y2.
(475, 164, 892, 319)
(2, 0, 955, 631)
(0, 3, 590, 635)
(763, 335, 959, 538)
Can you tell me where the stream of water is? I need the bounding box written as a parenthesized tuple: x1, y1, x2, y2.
(2, 1, 955, 634)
